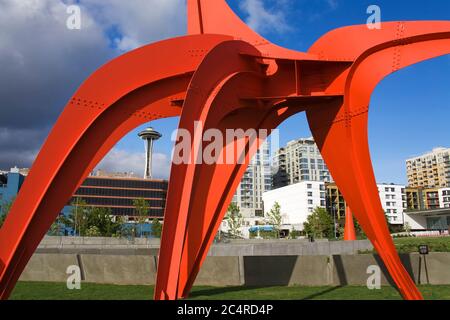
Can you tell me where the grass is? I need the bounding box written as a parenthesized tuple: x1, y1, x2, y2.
(392, 237, 450, 253)
(358, 236, 450, 254)
(9, 282, 450, 300)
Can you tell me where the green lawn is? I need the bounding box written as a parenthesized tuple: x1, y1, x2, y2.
(358, 236, 450, 254)
(393, 237, 450, 253)
(9, 282, 450, 300)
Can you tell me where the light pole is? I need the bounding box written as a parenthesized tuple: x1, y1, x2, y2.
(332, 204, 337, 239)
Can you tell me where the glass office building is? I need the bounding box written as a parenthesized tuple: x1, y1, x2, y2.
(70, 176, 168, 218)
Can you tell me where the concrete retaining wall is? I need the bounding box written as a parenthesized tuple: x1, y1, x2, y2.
(20, 252, 450, 286)
(37, 236, 373, 256)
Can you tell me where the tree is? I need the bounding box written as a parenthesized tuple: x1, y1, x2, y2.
(61, 199, 122, 237)
(303, 207, 334, 239)
(62, 198, 90, 236)
(85, 225, 102, 237)
(225, 203, 243, 238)
(403, 222, 412, 234)
(266, 202, 283, 238)
(49, 214, 65, 236)
(289, 226, 299, 239)
(151, 218, 163, 238)
(0, 197, 15, 229)
(114, 215, 128, 237)
(0, 212, 5, 229)
(133, 198, 149, 238)
(87, 207, 121, 237)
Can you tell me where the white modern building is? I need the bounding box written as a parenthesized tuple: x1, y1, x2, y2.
(403, 187, 450, 232)
(262, 181, 326, 231)
(262, 181, 407, 231)
(439, 188, 450, 208)
(404, 208, 450, 232)
(377, 184, 407, 225)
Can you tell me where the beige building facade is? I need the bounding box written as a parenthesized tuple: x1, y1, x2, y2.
(406, 147, 450, 188)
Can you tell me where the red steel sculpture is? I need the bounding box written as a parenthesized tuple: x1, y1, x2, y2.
(0, 0, 449, 301)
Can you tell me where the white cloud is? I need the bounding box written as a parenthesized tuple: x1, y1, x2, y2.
(80, 0, 186, 51)
(239, 0, 292, 34)
(96, 148, 171, 179)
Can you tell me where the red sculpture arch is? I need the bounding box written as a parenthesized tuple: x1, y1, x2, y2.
(0, 0, 449, 300)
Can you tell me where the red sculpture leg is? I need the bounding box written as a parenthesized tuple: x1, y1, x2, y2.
(308, 100, 422, 299)
(154, 39, 265, 300)
(308, 22, 450, 299)
(307, 22, 450, 300)
(155, 47, 325, 299)
(344, 207, 356, 241)
(175, 103, 309, 299)
(0, 35, 230, 299)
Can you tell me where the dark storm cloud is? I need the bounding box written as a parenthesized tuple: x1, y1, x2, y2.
(0, 0, 113, 169)
(0, 0, 185, 171)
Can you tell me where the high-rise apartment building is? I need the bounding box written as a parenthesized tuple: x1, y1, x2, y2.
(272, 137, 331, 189)
(406, 147, 450, 188)
(232, 142, 272, 219)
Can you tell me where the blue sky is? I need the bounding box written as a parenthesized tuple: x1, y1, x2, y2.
(116, 0, 450, 184)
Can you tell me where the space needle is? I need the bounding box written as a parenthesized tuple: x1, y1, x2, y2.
(138, 127, 162, 179)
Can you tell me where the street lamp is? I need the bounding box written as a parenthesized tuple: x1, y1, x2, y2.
(332, 204, 338, 239)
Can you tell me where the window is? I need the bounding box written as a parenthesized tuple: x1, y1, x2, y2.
(308, 192, 313, 197)
(308, 200, 313, 205)
(307, 184, 312, 189)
